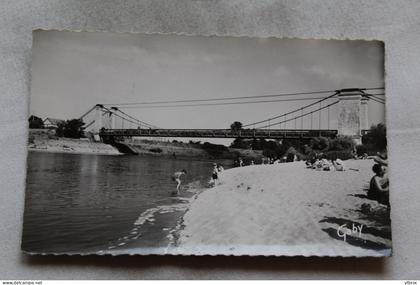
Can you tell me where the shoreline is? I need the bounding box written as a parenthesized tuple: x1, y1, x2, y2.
(168, 160, 391, 257)
(27, 139, 121, 156)
(98, 180, 210, 255)
(28, 147, 122, 156)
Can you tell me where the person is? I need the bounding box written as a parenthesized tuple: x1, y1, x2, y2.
(217, 164, 224, 172)
(314, 159, 323, 171)
(239, 157, 244, 167)
(320, 157, 331, 171)
(368, 163, 389, 205)
(211, 164, 219, 186)
(332, 158, 346, 171)
(172, 169, 187, 195)
(374, 151, 388, 166)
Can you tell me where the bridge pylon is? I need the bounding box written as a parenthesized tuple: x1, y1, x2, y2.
(91, 104, 104, 141)
(337, 89, 369, 144)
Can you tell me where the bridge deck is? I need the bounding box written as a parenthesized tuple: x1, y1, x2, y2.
(99, 128, 338, 139)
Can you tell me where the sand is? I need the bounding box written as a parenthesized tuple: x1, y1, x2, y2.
(172, 159, 391, 257)
(28, 137, 121, 155)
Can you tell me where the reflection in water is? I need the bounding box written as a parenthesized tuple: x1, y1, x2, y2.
(22, 152, 232, 254)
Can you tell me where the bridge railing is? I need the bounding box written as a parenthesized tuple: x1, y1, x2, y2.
(99, 128, 338, 139)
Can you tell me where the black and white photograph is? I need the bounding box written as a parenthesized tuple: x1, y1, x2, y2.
(23, 30, 390, 257)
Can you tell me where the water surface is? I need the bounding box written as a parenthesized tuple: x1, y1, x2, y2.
(22, 152, 231, 254)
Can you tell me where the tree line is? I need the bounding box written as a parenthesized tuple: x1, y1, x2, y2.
(228, 121, 387, 160)
(28, 115, 85, 139)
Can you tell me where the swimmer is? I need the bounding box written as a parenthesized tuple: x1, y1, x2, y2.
(172, 169, 187, 195)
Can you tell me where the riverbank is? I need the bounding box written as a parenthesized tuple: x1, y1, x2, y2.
(27, 129, 263, 159)
(171, 159, 391, 257)
(28, 130, 121, 155)
(127, 139, 264, 161)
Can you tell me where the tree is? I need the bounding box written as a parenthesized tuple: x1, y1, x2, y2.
(61, 119, 85, 138)
(328, 136, 355, 151)
(310, 137, 329, 151)
(28, 115, 44, 129)
(229, 121, 246, 148)
(55, 123, 64, 137)
(251, 138, 262, 150)
(230, 138, 251, 149)
(362, 123, 387, 151)
(230, 121, 243, 131)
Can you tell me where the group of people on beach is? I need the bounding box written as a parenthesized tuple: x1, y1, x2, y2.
(305, 150, 390, 206)
(233, 154, 298, 168)
(210, 163, 224, 187)
(171, 162, 225, 194)
(305, 154, 347, 172)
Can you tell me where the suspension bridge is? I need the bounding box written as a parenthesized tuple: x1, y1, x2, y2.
(78, 88, 385, 143)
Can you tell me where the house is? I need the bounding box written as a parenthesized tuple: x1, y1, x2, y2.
(43, 118, 65, 129)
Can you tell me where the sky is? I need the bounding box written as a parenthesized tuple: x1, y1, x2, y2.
(30, 31, 385, 144)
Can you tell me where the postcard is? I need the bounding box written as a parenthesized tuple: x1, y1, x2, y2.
(23, 30, 390, 256)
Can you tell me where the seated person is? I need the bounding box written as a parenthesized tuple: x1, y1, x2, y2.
(321, 158, 331, 171)
(368, 163, 389, 205)
(332, 158, 346, 171)
(374, 151, 388, 166)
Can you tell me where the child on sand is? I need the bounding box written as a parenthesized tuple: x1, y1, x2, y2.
(172, 169, 187, 195)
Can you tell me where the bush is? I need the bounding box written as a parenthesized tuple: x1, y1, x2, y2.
(149, 147, 163, 153)
(28, 115, 44, 129)
(310, 137, 329, 151)
(202, 142, 229, 152)
(202, 142, 229, 157)
(328, 136, 355, 151)
(362, 123, 387, 151)
(324, 150, 355, 160)
(56, 119, 85, 138)
(230, 138, 251, 149)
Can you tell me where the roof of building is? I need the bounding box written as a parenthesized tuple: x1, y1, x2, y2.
(44, 118, 65, 125)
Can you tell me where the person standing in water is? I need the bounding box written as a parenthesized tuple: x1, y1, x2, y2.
(209, 163, 218, 187)
(172, 169, 187, 195)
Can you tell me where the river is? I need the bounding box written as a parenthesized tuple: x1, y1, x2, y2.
(22, 152, 232, 254)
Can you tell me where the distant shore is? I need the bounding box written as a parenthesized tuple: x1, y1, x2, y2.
(28, 137, 121, 155)
(127, 139, 264, 161)
(28, 129, 264, 160)
(171, 159, 391, 257)
(28, 129, 121, 155)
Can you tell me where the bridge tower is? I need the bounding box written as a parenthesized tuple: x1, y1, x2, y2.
(110, 107, 118, 129)
(91, 104, 104, 141)
(360, 96, 369, 131)
(337, 89, 368, 144)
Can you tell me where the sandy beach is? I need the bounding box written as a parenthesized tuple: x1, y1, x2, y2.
(28, 137, 121, 155)
(172, 159, 391, 257)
